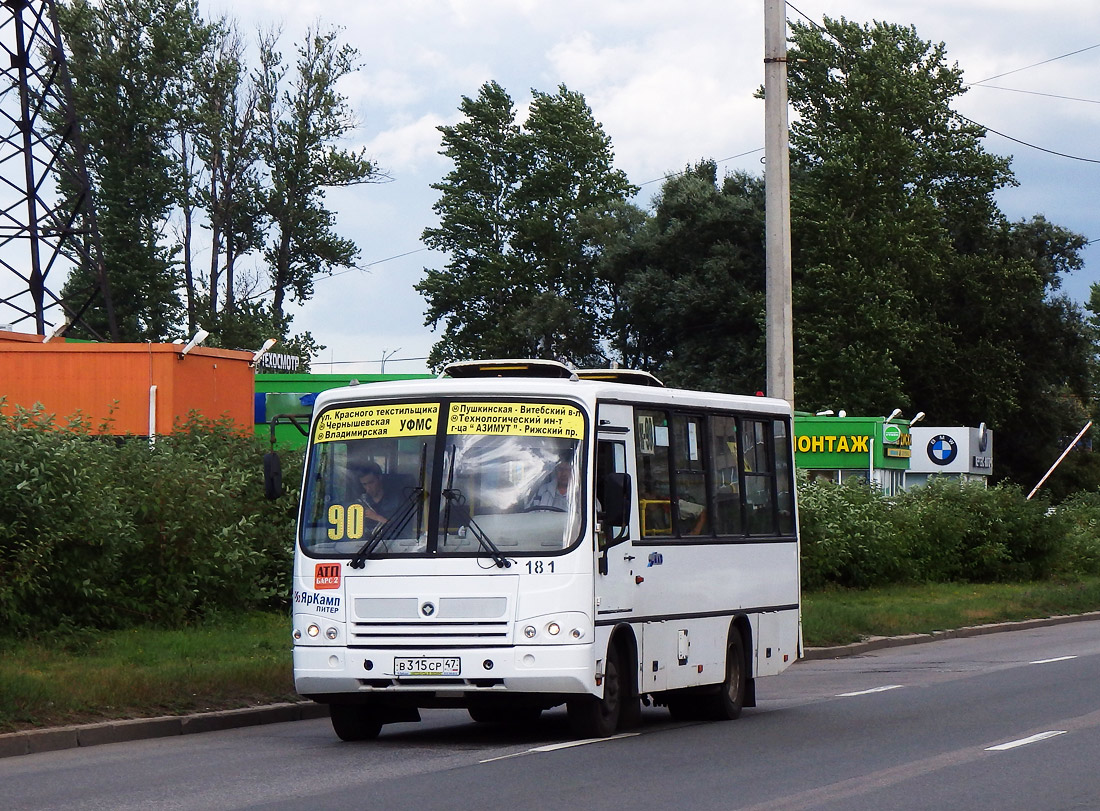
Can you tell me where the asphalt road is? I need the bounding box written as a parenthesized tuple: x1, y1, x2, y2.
(4, 619, 1099, 811)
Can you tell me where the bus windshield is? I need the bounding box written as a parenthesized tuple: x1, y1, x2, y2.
(299, 400, 586, 558)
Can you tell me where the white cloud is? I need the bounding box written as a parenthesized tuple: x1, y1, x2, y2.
(362, 114, 448, 174)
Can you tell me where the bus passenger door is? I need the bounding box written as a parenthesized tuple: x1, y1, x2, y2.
(595, 418, 637, 620)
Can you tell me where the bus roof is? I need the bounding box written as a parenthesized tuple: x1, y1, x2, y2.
(311, 365, 791, 418)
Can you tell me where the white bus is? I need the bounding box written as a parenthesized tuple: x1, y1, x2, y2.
(289, 359, 801, 740)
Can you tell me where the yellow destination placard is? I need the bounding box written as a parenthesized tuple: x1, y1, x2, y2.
(447, 402, 585, 439)
(313, 403, 439, 443)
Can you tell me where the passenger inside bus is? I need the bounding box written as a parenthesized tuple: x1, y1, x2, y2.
(527, 460, 573, 511)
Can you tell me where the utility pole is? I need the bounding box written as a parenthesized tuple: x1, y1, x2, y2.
(764, 0, 794, 409)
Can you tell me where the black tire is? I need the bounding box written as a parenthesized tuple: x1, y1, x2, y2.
(567, 650, 622, 738)
(618, 653, 642, 730)
(329, 704, 383, 741)
(703, 630, 746, 721)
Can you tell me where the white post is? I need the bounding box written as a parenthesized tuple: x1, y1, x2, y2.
(1027, 421, 1092, 499)
(764, 0, 794, 409)
(148, 385, 157, 446)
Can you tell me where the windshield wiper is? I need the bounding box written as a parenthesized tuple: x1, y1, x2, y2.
(441, 488, 511, 569)
(349, 445, 428, 569)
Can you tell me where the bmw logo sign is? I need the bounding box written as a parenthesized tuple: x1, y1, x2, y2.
(928, 434, 958, 466)
(421, 601, 436, 617)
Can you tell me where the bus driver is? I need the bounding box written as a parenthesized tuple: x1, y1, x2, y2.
(355, 461, 402, 532)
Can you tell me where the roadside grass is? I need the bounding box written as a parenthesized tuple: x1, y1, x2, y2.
(803, 577, 1100, 646)
(3, 579, 1100, 734)
(0, 612, 296, 734)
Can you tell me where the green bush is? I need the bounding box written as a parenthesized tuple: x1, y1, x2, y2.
(893, 479, 1062, 583)
(0, 403, 302, 635)
(797, 475, 905, 589)
(798, 475, 1065, 590)
(1052, 491, 1100, 577)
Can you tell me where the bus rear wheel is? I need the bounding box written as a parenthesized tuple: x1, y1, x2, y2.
(329, 704, 383, 741)
(567, 651, 622, 738)
(703, 631, 746, 721)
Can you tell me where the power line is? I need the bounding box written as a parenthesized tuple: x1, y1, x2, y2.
(321, 355, 429, 366)
(317, 246, 431, 283)
(637, 148, 765, 187)
(959, 114, 1100, 164)
(783, 6, 1100, 164)
(965, 84, 1100, 105)
(969, 43, 1100, 85)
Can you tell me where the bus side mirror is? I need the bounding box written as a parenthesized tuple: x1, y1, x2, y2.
(264, 451, 283, 500)
(601, 472, 631, 528)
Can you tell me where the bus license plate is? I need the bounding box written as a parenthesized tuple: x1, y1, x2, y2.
(394, 657, 461, 676)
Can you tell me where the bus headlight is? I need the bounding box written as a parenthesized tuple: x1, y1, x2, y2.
(518, 613, 590, 643)
(325, 627, 338, 640)
(307, 624, 320, 637)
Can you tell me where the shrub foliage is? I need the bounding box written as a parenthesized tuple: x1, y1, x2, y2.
(0, 404, 301, 635)
(798, 474, 1093, 591)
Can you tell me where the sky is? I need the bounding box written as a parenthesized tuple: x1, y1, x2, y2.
(5, 1, 1099, 374)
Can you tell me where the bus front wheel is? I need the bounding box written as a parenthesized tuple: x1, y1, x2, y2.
(567, 651, 622, 738)
(329, 704, 383, 741)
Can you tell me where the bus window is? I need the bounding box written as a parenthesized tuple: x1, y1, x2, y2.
(301, 435, 434, 556)
(672, 414, 708, 536)
(774, 419, 795, 535)
(743, 419, 776, 535)
(596, 440, 629, 547)
(437, 432, 583, 552)
(709, 414, 742, 535)
(636, 410, 672, 536)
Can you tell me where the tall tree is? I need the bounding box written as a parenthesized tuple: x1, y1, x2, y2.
(417, 81, 523, 363)
(253, 26, 383, 334)
(786, 17, 1092, 486)
(58, 0, 213, 341)
(600, 162, 767, 393)
(178, 18, 265, 336)
(418, 82, 636, 368)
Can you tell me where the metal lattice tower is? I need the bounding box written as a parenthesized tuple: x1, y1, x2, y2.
(0, 0, 115, 339)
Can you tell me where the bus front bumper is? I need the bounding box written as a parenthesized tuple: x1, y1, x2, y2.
(294, 643, 597, 697)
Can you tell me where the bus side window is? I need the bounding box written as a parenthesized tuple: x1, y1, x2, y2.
(636, 410, 673, 536)
(774, 418, 795, 535)
(743, 419, 776, 535)
(709, 414, 742, 535)
(596, 440, 629, 546)
(672, 414, 708, 536)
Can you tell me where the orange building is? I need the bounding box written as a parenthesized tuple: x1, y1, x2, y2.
(0, 330, 254, 435)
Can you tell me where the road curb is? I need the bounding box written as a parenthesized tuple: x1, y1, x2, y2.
(0, 701, 330, 759)
(801, 610, 1100, 660)
(5, 611, 1100, 759)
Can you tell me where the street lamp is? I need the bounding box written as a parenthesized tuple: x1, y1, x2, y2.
(884, 408, 902, 422)
(910, 411, 926, 426)
(380, 348, 400, 374)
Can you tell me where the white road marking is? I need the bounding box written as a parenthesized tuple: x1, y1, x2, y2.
(1030, 655, 1077, 665)
(986, 731, 1067, 751)
(836, 685, 904, 697)
(479, 732, 640, 763)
